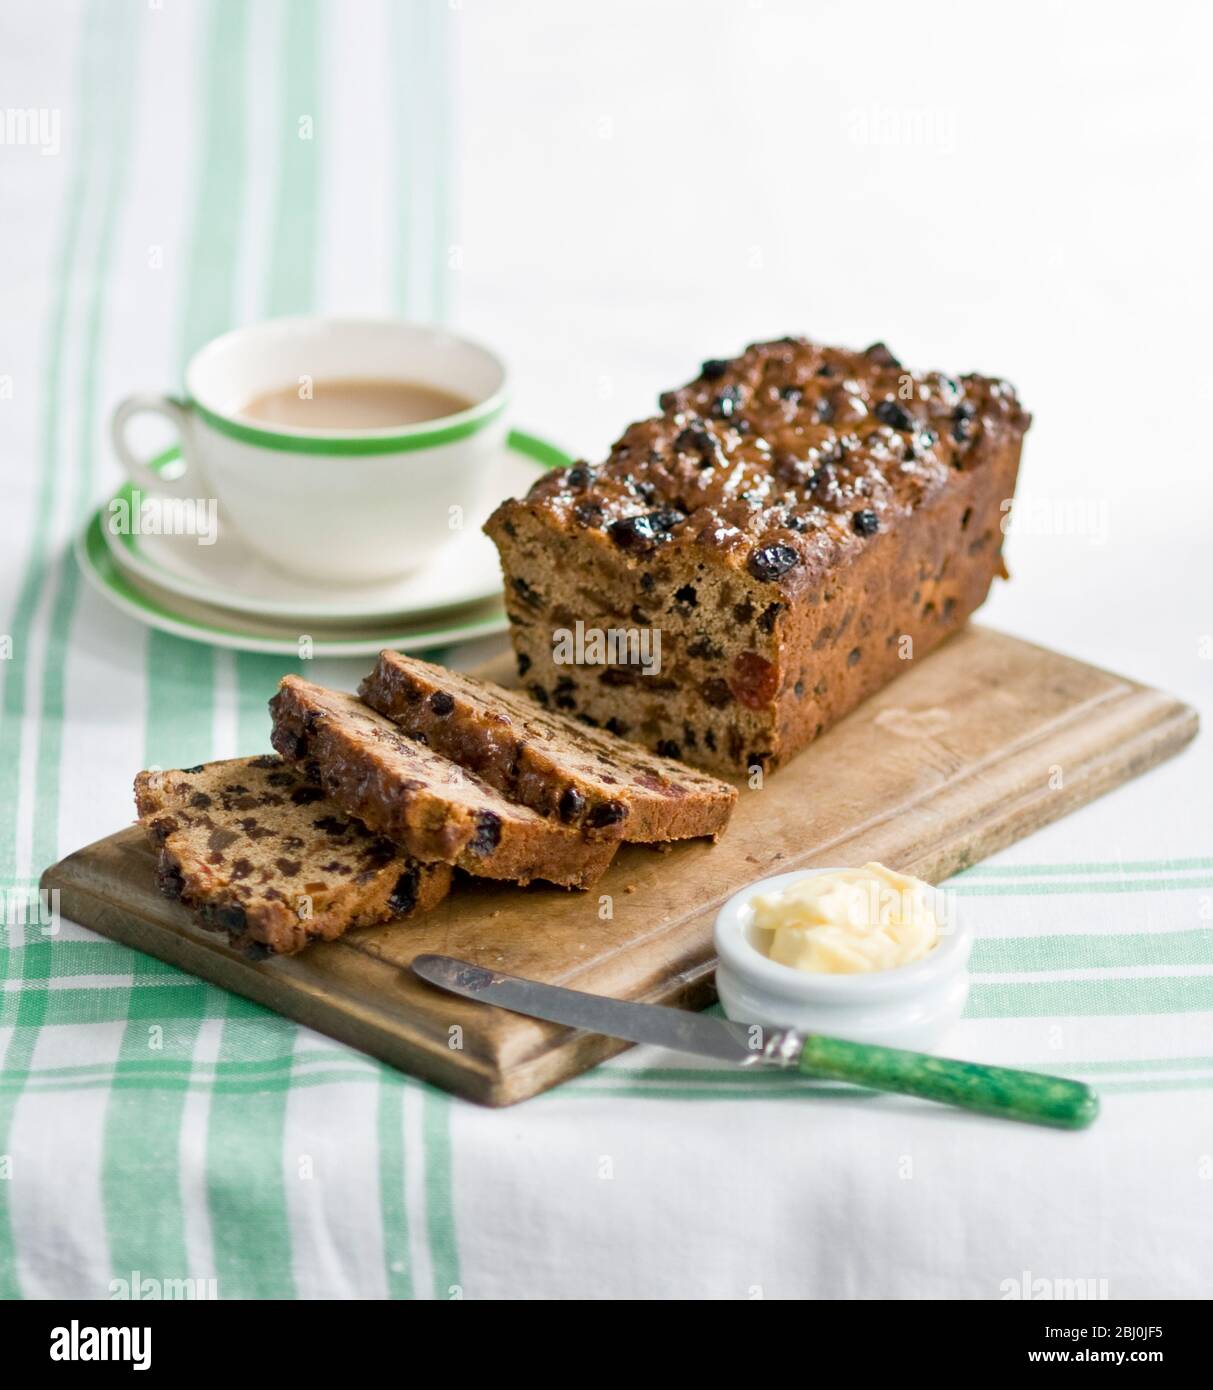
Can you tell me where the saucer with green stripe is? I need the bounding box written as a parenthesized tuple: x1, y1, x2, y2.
(95, 428, 568, 625)
(76, 509, 519, 657)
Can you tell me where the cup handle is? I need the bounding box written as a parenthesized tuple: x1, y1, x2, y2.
(110, 393, 192, 491)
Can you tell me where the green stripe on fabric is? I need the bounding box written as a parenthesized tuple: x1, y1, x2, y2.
(1, 937, 169, 980)
(205, 996, 297, 1297)
(107, 0, 255, 1298)
(180, 13, 252, 360)
(377, 1083, 413, 1299)
(266, 0, 321, 317)
(8, 1047, 368, 1084)
(143, 634, 216, 771)
(10, 1067, 384, 1098)
(970, 930, 1213, 973)
(1, 983, 215, 1029)
(950, 874, 1213, 898)
(1094, 1077, 1213, 1096)
(1011, 1054, 1213, 1077)
(966, 976, 1213, 1019)
(236, 651, 297, 754)
(103, 976, 215, 1278)
(951, 857, 1213, 880)
(392, 0, 454, 321)
(423, 1089, 460, 1299)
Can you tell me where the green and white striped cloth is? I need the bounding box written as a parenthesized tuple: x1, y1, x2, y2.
(2, 1, 1210, 1299)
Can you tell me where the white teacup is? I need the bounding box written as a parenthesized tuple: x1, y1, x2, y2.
(110, 316, 509, 586)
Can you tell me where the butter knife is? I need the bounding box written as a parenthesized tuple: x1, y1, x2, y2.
(411, 954, 1099, 1130)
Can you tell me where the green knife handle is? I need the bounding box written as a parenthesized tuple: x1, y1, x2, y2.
(796, 1034, 1099, 1130)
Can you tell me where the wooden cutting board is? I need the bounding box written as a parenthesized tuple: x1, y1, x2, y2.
(41, 626, 1198, 1105)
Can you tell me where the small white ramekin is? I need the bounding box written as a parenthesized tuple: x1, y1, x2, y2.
(714, 867, 970, 1051)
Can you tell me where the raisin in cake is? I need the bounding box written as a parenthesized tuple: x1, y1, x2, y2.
(134, 755, 452, 956)
(269, 677, 618, 888)
(486, 336, 1030, 775)
(359, 650, 736, 841)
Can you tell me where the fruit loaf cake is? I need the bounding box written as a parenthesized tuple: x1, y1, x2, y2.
(134, 755, 452, 956)
(485, 336, 1030, 775)
(269, 676, 618, 888)
(358, 650, 737, 842)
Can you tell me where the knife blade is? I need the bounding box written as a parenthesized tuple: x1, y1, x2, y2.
(411, 953, 1100, 1129)
(412, 953, 761, 1064)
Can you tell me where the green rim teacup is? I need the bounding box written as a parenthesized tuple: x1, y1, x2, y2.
(109, 316, 509, 586)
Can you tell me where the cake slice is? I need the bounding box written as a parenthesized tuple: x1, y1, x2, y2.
(359, 650, 737, 842)
(134, 755, 452, 956)
(269, 676, 619, 888)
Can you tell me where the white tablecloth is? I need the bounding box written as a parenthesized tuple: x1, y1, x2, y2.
(1, 0, 1210, 1299)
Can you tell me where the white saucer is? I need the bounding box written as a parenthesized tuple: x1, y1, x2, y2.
(77, 503, 514, 656)
(100, 429, 566, 624)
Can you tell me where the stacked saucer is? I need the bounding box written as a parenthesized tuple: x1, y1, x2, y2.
(76, 430, 566, 656)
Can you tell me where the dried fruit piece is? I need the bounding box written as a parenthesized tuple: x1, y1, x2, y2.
(747, 544, 799, 582)
(729, 651, 779, 710)
(864, 341, 902, 369)
(700, 677, 734, 708)
(566, 464, 595, 490)
(607, 510, 685, 553)
(874, 399, 914, 431)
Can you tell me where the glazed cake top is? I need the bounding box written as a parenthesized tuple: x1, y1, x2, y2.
(518, 337, 1031, 592)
